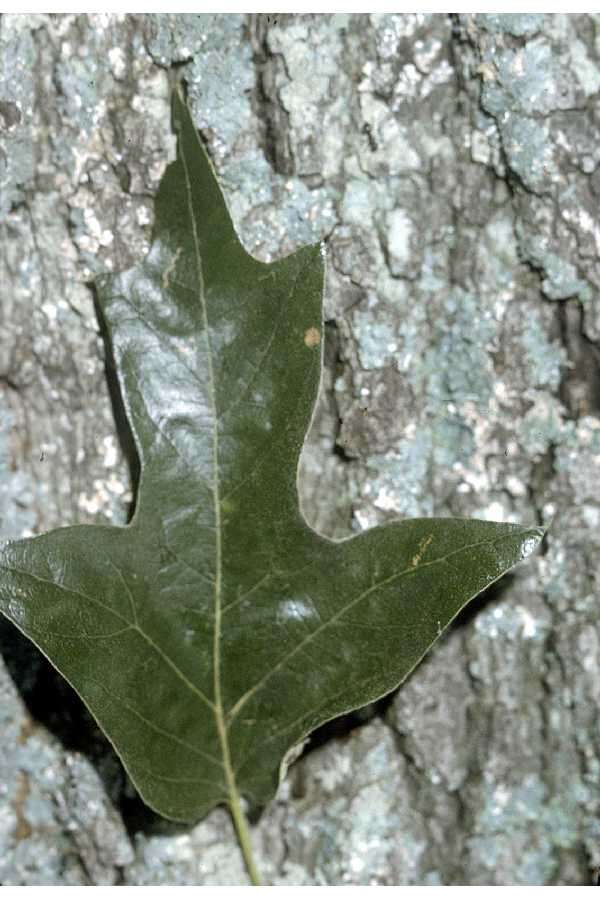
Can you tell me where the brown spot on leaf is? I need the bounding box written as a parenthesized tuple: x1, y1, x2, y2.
(411, 533, 433, 567)
(304, 327, 320, 348)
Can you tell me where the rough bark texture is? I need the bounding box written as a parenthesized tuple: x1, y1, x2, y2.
(1, 13, 599, 885)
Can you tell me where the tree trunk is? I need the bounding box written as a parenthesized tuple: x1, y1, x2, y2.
(0, 13, 598, 885)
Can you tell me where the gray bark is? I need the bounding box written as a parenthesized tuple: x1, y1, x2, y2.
(0, 13, 599, 885)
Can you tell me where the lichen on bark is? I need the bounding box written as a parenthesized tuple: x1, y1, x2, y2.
(0, 12, 598, 885)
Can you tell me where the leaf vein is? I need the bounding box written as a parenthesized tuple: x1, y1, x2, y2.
(0, 563, 133, 626)
(86, 676, 224, 769)
(218, 299, 286, 422)
(131, 625, 216, 712)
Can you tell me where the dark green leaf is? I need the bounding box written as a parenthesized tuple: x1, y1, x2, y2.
(0, 89, 543, 824)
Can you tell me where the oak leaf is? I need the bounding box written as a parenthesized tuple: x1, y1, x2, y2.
(0, 90, 543, 831)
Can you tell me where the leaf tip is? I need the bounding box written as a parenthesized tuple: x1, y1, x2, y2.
(518, 526, 546, 561)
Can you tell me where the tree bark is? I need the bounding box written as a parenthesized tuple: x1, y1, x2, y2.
(0, 13, 598, 885)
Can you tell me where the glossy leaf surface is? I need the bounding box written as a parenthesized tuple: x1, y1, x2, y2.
(0, 90, 544, 823)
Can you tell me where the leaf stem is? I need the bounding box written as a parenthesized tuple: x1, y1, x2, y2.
(227, 784, 262, 886)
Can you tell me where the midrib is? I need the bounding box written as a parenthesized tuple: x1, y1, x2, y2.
(180, 132, 238, 806)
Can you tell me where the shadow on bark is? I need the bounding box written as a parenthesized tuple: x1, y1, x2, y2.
(92, 284, 141, 523)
